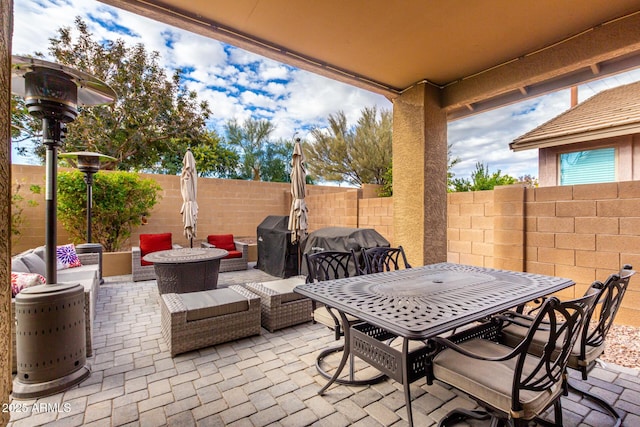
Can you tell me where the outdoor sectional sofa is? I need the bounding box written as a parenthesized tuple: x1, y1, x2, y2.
(10, 246, 100, 373)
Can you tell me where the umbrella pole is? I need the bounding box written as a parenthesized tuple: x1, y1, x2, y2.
(190, 237, 193, 248)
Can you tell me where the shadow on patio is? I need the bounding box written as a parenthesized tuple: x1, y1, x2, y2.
(8, 265, 640, 427)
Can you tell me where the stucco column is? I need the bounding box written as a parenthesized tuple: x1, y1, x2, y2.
(392, 83, 447, 266)
(1, 0, 13, 421)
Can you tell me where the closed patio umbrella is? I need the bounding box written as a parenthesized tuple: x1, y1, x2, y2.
(288, 139, 308, 272)
(180, 149, 198, 247)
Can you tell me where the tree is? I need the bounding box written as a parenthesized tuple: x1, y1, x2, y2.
(57, 170, 161, 252)
(149, 131, 240, 178)
(225, 118, 276, 180)
(450, 162, 517, 192)
(10, 96, 40, 153)
(261, 139, 295, 183)
(305, 107, 392, 186)
(14, 17, 213, 171)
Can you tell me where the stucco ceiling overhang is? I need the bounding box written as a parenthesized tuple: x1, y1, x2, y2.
(98, 0, 640, 120)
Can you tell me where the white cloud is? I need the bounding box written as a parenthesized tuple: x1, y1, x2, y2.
(258, 62, 290, 81)
(240, 91, 276, 110)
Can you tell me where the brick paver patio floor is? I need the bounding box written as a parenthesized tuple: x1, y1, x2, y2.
(8, 265, 640, 426)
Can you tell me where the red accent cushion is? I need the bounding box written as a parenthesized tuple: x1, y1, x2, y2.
(207, 234, 236, 252)
(225, 250, 242, 259)
(140, 233, 172, 266)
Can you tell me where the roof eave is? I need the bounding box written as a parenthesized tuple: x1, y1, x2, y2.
(510, 122, 640, 151)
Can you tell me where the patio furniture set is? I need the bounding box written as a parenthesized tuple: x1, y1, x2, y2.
(14, 235, 630, 426)
(295, 261, 635, 427)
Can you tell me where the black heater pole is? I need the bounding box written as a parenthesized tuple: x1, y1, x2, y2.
(42, 117, 62, 284)
(85, 172, 94, 243)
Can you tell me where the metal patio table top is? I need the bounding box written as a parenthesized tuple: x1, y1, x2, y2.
(294, 262, 574, 340)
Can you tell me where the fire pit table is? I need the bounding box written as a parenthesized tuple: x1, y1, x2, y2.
(143, 247, 228, 294)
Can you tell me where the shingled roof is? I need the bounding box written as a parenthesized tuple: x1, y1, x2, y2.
(510, 80, 640, 151)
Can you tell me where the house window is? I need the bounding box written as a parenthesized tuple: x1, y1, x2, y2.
(559, 147, 616, 185)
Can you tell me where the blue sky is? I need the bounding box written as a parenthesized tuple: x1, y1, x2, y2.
(12, 0, 640, 181)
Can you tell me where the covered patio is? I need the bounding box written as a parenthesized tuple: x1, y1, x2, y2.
(7, 266, 640, 426)
(4, 1, 640, 424)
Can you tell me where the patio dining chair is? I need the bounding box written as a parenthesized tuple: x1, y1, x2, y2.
(305, 250, 387, 385)
(499, 264, 635, 426)
(362, 245, 411, 274)
(427, 291, 598, 427)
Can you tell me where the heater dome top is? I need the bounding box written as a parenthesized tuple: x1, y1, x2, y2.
(11, 55, 117, 106)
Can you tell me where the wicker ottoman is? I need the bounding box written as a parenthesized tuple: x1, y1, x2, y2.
(244, 276, 312, 332)
(160, 285, 261, 356)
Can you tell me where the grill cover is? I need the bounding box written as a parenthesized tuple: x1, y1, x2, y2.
(300, 227, 390, 274)
(257, 215, 299, 278)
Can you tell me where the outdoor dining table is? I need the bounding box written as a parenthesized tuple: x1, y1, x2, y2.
(293, 262, 575, 427)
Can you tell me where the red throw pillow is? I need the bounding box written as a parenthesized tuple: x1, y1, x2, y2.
(207, 234, 236, 252)
(140, 233, 172, 266)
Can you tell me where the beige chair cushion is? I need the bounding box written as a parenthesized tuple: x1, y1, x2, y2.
(313, 306, 358, 329)
(501, 322, 606, 369)
(261, 276, 307, 303)
(180, 289, 249, 322)
(433, 338, 562, 420)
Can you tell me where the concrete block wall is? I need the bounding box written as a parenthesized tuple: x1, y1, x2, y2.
(447, 181, 640, 326)
(305, 189, 360, 231)
(526, 182, 640, 325)
(358, 196, 394, 245)
(447, 189, 495, 267)
(493, 186, 525, 272)
(12, 165, 73, 252)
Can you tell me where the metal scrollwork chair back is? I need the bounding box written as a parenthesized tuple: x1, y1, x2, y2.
(578, 265, 635, 377)
(428, 291, 598, 427)
(305, 250, 360, 284)
(362, 246, 411, 274)
(305, 250, 360, 339)
(498, 265, 634, 427)
(304, 250, 388, 386)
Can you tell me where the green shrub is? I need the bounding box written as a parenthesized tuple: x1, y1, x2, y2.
(57, 171, 162, 252)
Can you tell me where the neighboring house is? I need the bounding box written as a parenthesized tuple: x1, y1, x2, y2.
(510, 81, 640, 187)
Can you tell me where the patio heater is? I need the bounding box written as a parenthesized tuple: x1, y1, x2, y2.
(59, 151, 117, 285)
(11, 55, 116, 398)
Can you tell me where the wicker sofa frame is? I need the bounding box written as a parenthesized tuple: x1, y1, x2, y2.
(243, 280, 313, 332)
(131, 243, 182, 282)
(160, 285, 261, 356)
(201, 240, 249, 272)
